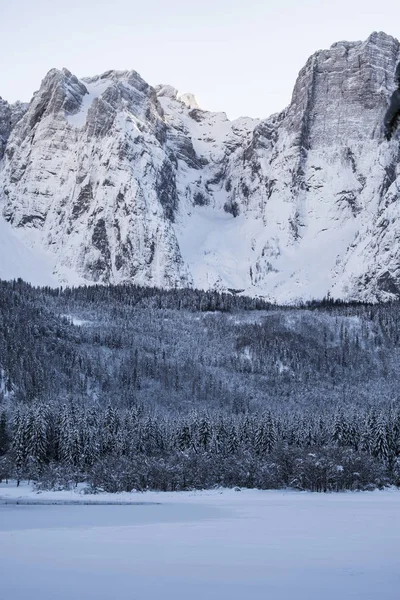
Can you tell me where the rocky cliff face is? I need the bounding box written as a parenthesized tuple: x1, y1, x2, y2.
(0, 98, 27, 159)
(1, 31, 400, 302)
(217, 31, 400, 301)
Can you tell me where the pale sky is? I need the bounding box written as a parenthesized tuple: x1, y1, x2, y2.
(1, 0, 399, 119)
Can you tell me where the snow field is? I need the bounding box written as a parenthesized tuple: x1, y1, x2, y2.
(0, 483, 399, 600)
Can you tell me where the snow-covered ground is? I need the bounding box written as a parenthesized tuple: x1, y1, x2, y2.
(0, 483, 399, 599)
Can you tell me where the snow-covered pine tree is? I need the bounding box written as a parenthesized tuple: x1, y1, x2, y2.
(197, 416, 212, 452)
(373, 414, 389, 462)
(0, 411, 9, 455)
(27, 404, 49, 466)
(11, 409, 29, 485)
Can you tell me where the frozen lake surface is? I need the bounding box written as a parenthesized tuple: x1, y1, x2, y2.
(0, 483, 399, 600)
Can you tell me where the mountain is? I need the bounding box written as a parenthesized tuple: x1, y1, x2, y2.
(1, 31, 400, 302)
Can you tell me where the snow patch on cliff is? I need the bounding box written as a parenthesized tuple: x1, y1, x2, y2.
(66, 79, 111, 127)
(0, 217, 57, 286)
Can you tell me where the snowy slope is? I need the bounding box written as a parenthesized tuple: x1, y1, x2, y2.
(0, 217, 57, 286)
(2, 32, 400, 301)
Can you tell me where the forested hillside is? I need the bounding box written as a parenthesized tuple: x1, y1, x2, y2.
(0, 280, 399, 491)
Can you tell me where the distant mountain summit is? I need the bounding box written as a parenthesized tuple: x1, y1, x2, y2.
(1, 31, 400, 302)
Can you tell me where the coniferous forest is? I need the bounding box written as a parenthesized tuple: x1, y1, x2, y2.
(0, 279, 400, 492)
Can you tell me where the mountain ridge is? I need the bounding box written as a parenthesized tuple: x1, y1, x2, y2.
(1, 31, 400, 302)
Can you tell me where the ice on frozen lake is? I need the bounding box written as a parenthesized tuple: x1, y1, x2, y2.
(0, 484, 399, 600)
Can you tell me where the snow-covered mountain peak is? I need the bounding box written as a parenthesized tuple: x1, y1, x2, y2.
(2, 32, 400, 302)
(155, 84, 179, 100)
(156, 85, 201, 111)
(178, 93, 200, 110)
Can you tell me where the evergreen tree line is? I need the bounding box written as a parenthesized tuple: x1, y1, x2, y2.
(2, 279, 400, 412)
(0, 402, 399, 492)
(1, 279, 400, 491)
